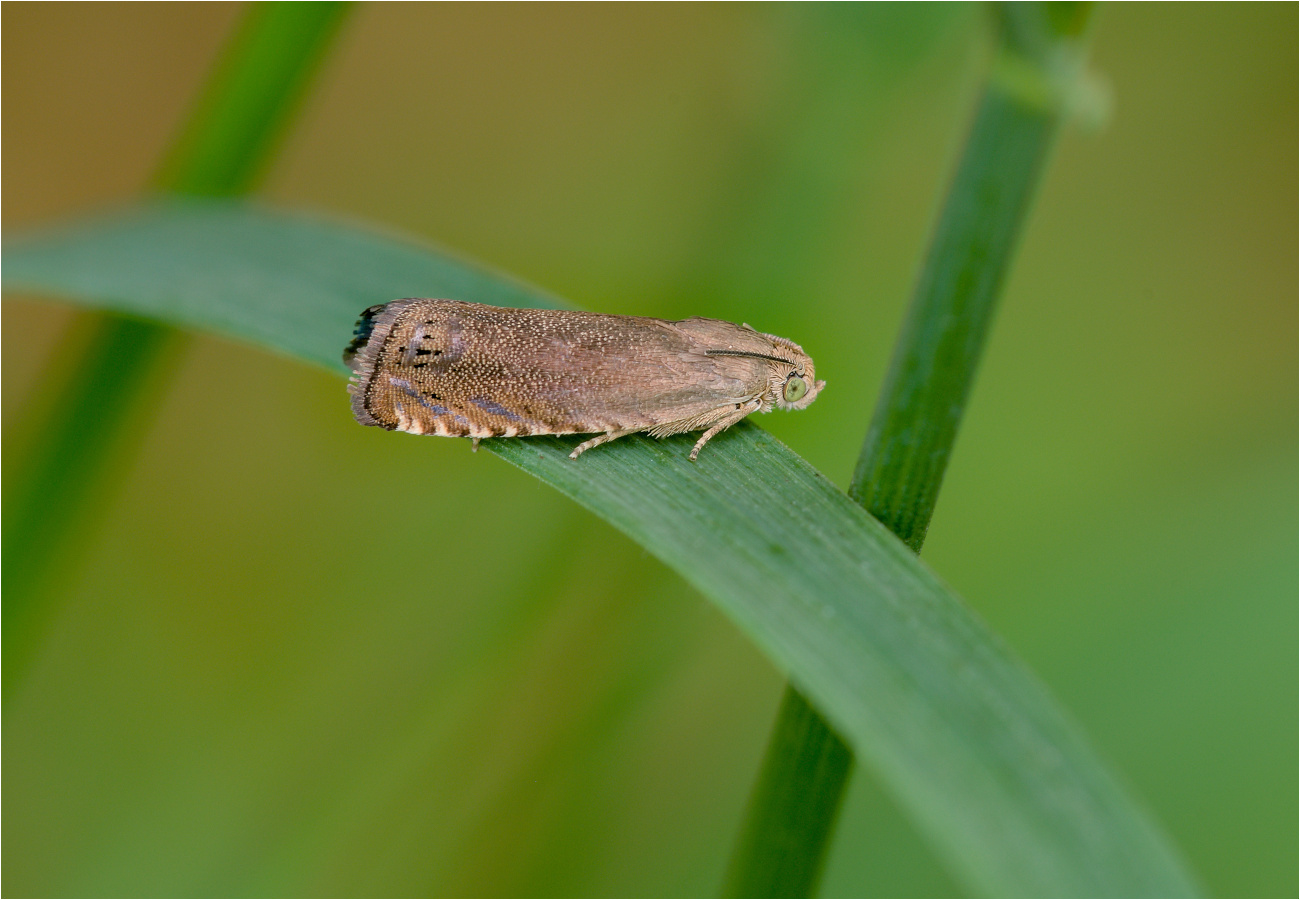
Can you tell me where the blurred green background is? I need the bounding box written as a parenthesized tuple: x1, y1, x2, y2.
(3, 4, 1294, 896)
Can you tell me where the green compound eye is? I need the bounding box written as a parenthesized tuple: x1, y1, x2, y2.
(783, 376, 808, 403)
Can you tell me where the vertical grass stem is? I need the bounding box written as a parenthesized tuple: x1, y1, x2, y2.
(724, 5, 1095, 894)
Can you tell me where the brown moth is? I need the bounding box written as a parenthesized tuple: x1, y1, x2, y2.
(344, 298, 824, 460)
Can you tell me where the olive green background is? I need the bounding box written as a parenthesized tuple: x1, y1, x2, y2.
(4, 4, 1295, 896)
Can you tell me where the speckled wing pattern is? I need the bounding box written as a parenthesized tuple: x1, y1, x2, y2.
(345, 298, 822, 459)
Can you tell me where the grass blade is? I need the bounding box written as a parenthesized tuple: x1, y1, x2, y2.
(726, 6, 1105, 896)
(721, 684, 853, 898)
(153, 1, 353, 197)
(725, 7, 1107, 895)
(3, 201, 1198, 895)
(851, 4, 1090, 536)
(2, 3, 351, 694)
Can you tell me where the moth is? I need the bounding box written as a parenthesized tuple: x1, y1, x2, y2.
(344, 298, 824, 460)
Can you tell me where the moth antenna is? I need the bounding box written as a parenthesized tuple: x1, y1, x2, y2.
(705, 349, 797, 367)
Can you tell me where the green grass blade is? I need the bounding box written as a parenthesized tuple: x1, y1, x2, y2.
(727, 7, 1103, 895)
(1, 315, 187, 693)
(153, 2, 353, 196)
(2, 201, 1198, 896)
(2, 3, 351, 695)
(851, 4, 1086, 542)
(721, 684, 853, 898)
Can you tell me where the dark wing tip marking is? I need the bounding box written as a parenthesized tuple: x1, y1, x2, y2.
(346, 299, 428, 427)
(343, 303, 388, 367)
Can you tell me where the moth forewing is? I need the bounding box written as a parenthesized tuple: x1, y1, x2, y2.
(346, 299, 823, 459)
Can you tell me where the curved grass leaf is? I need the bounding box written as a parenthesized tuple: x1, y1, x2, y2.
(2, 201, 1197, 896)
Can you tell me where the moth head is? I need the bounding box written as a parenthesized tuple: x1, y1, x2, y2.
(772, 355, 824, 411)
(749, 332, 823, 411)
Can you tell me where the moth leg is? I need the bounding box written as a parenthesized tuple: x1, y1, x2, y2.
(689, 400, 761, 461)
(472, 438, 480, 452)
(569, 428, 640, 459)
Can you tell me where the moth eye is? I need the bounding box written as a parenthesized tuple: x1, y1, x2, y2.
(783, 376, 808, 403)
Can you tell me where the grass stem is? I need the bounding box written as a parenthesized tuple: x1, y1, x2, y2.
(723, 5, 1095, 894)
